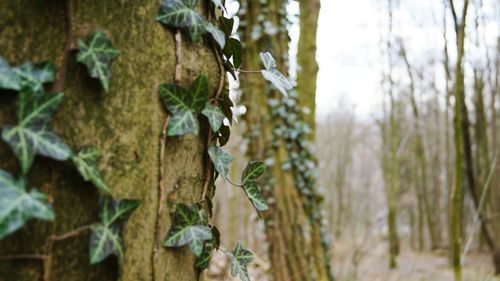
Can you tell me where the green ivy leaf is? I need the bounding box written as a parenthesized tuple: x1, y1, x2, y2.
(89, 196, 141, 264)
(159, 74, 208, 136)
(72, 148, 110, 194)
(0, 169, 54, 239)
(76, 31, 120, 92)
(194, 239, 215, 269)
(1, 90, 71, 174)
(242, 161, 266, 184)
(164, 203, 212, 257)
(242, 181, 268, 211)
(0, 56, 21, 91)
(259, 52, 293, 96)
(156, 0, 206, 42)
(218, 16, 234, 38)
(202, 102, 225, 132)
(226, 242, 253, 281)
(219, 94, 233, 125)
(14, 61, 55, 92)
(241, 161, 268, 211)
(223, 38, 242, 69)
(206, 23, 226, 49)
(217, 125, 230, 146)
(207, 145, 233, 179)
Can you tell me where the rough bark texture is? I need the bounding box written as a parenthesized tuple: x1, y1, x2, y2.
(0, 1, 219, 281)
(239, 0, 331, 280)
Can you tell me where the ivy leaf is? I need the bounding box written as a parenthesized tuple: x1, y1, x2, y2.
(0, 169, 54, 239)
(194, 239, 215, 269)
(218, 16, 234, 38)
(217, 125, 230, 146)
(223, 38, 243, 69)
(159, 74, 208, 136)
(242, 161, 266, 184)
(202, 102, 225, 132)
(164, 203, 212, 257)
(219, 94, 234, 124)
(225, 242, 253, 281)
(89, 196, 141, 264)
(1, 90, 71, 174)
(259, 52, 276, 70)
(13, 61, 55, 92)
(259, 52, 293, 96)
(156, 0, 207, 42)
(242, 181, 268, 211)
(76, 31, 120, 92)
(205, 23, 226, 49)
(71, 148, 110, 194)
(207, 145, 233, 179)
(241, 161, 268, 211)
(0, 56, 21, 91)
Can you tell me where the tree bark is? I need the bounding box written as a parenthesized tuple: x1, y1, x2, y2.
(239, 0, 331, 280)
(0, 1, 219, 280)
(297, 0, 320, 138)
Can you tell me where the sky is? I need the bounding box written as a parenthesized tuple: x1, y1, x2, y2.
(314, 0, 499, 118)
(226, 0, 499, 119)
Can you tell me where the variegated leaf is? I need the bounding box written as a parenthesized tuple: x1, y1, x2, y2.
(207, 145, 233, 179)
(206, 23, 226, 49)
(0, 169, 54, 239)
(89, 196, 140, 264)
(156, 0, 206, 42)
(194, 239, 214, 269)
(225, 242, 253, 281)
(164, 204, 212, 257)
(159, 74, 208, 136)
(259, 52, 293, 96)
(77, 31, 120, 92)
(1, 90, 70, 174)
(242, 161, 266, 184)
(241, 161, 268, 212)
(202, 102, 225, 132)
(168, 110, 199, 136)
(241, 181, 268, 211)
(0, 56, 21, 91)
(13, 61, 55, 92)
(72, 148, 110, 194)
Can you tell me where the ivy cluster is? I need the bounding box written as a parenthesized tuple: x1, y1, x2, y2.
(0, 31, 140, 265)
(0, 0, 298, 279)
(155, 1, 278, 280)
(268, 90, 333, 279)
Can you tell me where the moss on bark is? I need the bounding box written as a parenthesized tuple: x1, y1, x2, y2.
(0, 1, 218, 280)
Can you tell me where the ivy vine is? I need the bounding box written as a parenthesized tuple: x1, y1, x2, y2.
(0, 0, 299, 279)
(0, 30, 140, 269)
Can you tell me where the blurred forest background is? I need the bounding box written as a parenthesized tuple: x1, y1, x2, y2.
(0, 0, 498, 280)
(207, 0, 500, 280)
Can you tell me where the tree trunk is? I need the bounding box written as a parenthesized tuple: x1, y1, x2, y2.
(450, 1, 469, 280)
(0, 1, 219, 280)
(297, 0, 320, 138)
(239, 0, 331, 280)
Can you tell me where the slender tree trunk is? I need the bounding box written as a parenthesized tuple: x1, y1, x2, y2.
(449, 1, 469, 279)
(297, 0, 320, 138)
(0, 1, 219, 280)
(399, 46, 438, 249)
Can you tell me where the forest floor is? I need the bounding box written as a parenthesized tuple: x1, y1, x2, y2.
(206, 236, 500, 281)
(332, 237, 500, 281)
